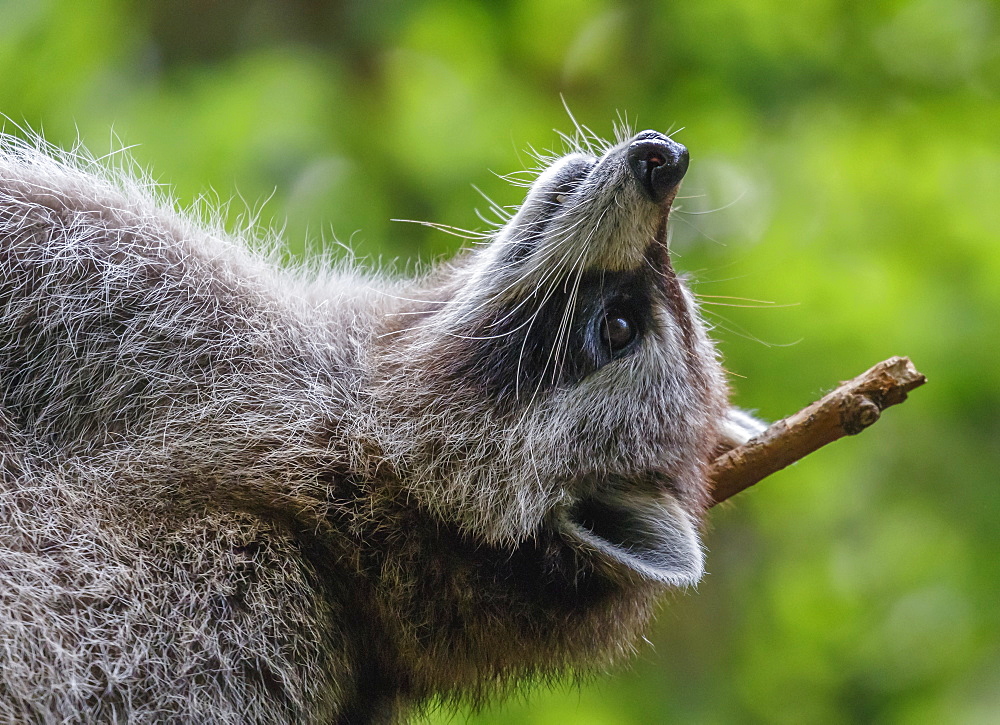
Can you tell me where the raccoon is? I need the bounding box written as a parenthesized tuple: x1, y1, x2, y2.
(0, 128, 753, 723)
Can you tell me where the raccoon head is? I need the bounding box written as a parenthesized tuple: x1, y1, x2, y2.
(372, 130, 728, 590)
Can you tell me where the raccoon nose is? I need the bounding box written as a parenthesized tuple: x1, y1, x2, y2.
(626, 131, 689, 204)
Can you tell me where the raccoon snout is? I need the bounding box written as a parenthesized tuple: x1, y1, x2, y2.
(626, 130, 689, 204)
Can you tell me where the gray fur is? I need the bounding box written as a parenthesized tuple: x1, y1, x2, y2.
(0, 130, 734, 723)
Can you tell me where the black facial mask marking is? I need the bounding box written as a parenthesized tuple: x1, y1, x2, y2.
(443, 263, 662, 406)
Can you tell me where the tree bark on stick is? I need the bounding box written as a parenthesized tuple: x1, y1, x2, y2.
(709, 356, 927, 506)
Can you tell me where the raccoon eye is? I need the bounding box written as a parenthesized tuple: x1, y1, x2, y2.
(600, 314, 635, 353)
(554, 193, 567, 204)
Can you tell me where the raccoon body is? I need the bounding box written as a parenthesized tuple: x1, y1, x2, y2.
(0, 130, 740, 723)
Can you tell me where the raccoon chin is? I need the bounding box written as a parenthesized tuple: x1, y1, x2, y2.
(556, 485, 704, 587)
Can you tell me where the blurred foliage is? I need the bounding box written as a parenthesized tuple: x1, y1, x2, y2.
(2, 0, 999, 722)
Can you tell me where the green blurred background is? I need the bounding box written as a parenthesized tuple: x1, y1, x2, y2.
(2, 0, 998, 722)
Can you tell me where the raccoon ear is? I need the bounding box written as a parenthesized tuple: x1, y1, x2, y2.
(558, 493, 705, 587)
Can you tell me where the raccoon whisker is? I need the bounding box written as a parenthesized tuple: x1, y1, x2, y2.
(696, 294, 780, 302)
(467, 237, 580, 314)
(434, 264, 561, 335)
(555, 129, 588, 157)
(436, 297, 582, 342)
(612, 111, 635, 145)
(534, 207, 604, 399)
(496, 167, 543, 179)
(495, 169, 541, 188)
(477, 215, 597, 302)
(674, 190, 748, 216)
(668, 213, 728, 248)
(429, 234, 586, 344)
(470, 185, 512, 223)
(513, 241, 586, 401)
(544, 259, 583, 389)
(487, 271, 584, 341)
(496, 179, 534, 189)
(559, 94, 585, 147)
(526, 151, 562, 171)
(559, 99, 610, 157)
(472, 208, 507, 230)
(584, 128, 611, 156)
(697, 299, 799, 309)
(390, 218, 493, 240)
(479, 211, 588, 243)
(681, 270, 752, 286)
(548, 247, 589, 391)
(521, 142, 550, 166)
(699, 308, 802, 347)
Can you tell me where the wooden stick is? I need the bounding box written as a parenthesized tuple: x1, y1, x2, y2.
(709, 356, 927, 506)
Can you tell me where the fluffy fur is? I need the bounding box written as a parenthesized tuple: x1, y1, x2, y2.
(0, 129, 744, 723)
